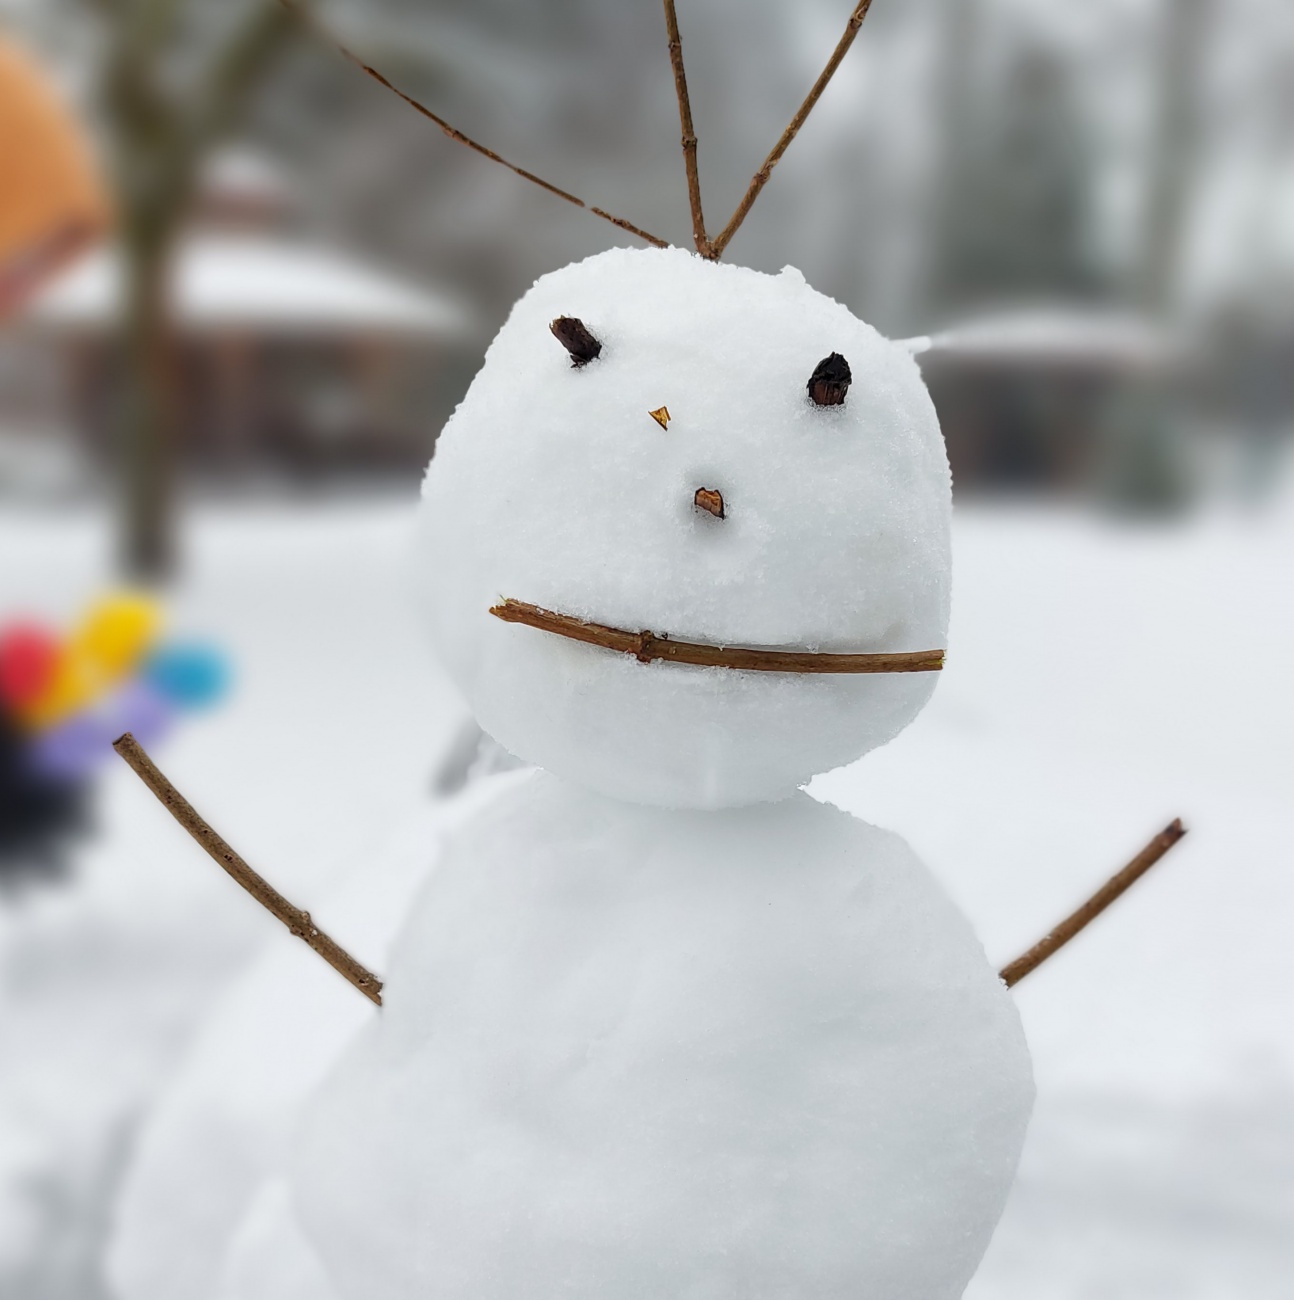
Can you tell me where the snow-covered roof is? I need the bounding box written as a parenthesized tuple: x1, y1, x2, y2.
(904, 306, 1173, 370)
(27, 234, 474, 338)
(200, 148, 293, 211)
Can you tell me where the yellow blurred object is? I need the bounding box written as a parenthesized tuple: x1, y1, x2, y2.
(0, 34, 110, 319)
(20, 593, 162, 729)
(20, 649, 96, 730)
(71, 593, 164, 679)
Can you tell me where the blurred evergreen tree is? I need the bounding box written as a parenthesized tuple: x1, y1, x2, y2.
(930, 33, 1103, 311)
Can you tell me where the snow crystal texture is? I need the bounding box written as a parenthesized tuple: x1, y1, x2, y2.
(214, 1181, 339, 1300)
(294, 773, 1032, 1300)
(418, 247, 951, 808)
(106, 777, 526, 1300)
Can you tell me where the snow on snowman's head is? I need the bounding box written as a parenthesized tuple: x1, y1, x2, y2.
(419, 246, 950, 809)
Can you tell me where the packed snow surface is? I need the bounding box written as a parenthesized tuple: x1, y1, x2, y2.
(2, 499, 1291, 1297)
(213, 1181, 338, 1300)
(294, 772, 1032, 1300)
(419, 247, 951, 808)
(103, 772, 528, 1300)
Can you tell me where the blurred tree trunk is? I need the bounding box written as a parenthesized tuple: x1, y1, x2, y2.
(119, 213, 176, 577)
(97, 0, 305, 580)
(1105, 0, 1213, 514)
(1138, 0, 1210, 319)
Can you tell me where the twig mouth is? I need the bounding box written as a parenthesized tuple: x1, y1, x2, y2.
(488, 599, 944, 674)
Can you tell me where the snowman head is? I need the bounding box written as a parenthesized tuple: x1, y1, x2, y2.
(419, 246, 949, 809)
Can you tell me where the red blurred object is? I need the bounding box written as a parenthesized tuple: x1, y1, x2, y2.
(0, 624, 60, 708)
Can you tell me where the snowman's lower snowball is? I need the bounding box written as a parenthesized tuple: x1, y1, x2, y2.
(293, 773, 1032, 1299)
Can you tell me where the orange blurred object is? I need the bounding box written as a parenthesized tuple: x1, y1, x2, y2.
(0, 35, 110, 319)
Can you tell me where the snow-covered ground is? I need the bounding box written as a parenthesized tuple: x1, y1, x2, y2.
(0, 494, 1290, 1297)
(0, 502, 468, 1297)
(811, 501, 1294, 1298)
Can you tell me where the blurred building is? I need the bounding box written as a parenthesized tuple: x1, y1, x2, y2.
(917, 306, 1174, 495)
(0, 151, 474, 497)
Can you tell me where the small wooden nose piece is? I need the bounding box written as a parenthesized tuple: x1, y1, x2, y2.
(694, 487, 725, 519)
(649, 405, 671, 430)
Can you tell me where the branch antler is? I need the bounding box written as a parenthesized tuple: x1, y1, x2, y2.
(709, 0, 878, 259)
(280, 0, 881, 263)
(277, 0, 668, 250)
(663, 0, 710, 256)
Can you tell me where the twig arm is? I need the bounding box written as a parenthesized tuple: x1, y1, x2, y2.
(709, 0, 877, 258)
(663, 0, 710, 256)
(999, 818, 1187, 988)
(112, 733, 384, 1006)
(110, 740, 1184, 1007)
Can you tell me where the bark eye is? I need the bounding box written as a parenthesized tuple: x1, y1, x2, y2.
(550, 316, 602, 366)
(807, 353, 851, 406)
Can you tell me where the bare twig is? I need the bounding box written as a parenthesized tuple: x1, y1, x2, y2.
(999, 819, 1188, 988)
(112, 733, 384, 1006)
(113, 730, 1184, 1012)
(663, 0, 710, 256)
(709, 0, 878, 259)
(277, 0, 668, 249)
(490, 598, 944, 673)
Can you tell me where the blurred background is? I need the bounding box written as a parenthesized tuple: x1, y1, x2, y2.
(0, 0, 1290, 1296)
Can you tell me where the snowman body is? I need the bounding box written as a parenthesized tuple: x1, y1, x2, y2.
(297, 777, 1029, 1300)
(290, 248, 1033, 1298)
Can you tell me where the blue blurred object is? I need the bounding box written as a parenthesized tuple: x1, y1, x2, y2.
(143, 642, 231, 709)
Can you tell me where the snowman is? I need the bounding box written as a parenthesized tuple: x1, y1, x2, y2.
(97, 7, 1075, 1293)
(100, 3, 1195, 1285)
(280, 245, 1034, 1300)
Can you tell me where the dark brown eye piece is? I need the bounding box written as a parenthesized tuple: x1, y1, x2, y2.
(807, 352, 851, 406)
(550, 316, 602, 366)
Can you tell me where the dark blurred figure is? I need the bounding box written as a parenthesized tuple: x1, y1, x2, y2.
(0, 704, 90, 889)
